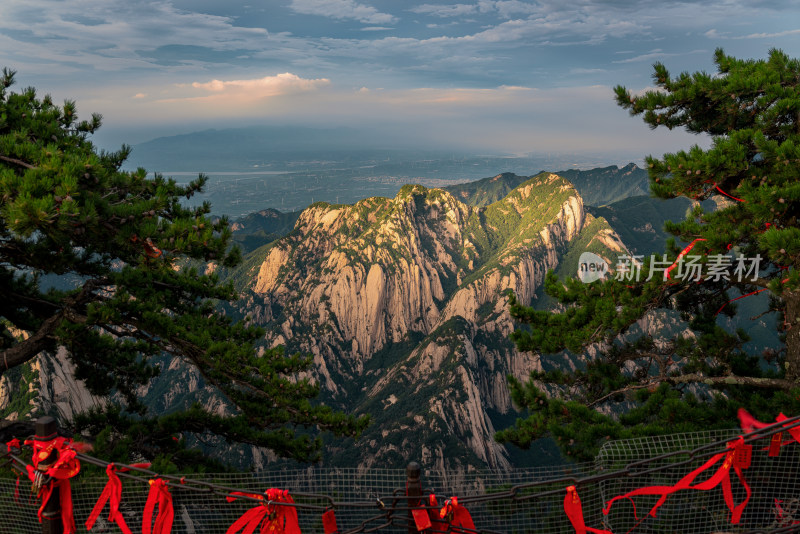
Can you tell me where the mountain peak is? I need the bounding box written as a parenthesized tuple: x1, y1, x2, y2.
(224, 172, 627, 471)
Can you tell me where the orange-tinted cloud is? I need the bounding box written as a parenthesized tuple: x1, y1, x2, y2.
(189, 73, 331, 98)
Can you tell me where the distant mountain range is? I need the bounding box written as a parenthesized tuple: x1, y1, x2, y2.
(125, 126, 411, 172)
(444, 163, 648, 208)
(124, 126, 625, 175)
(228, 165, 649, 254)
(8, 161, 774, 475)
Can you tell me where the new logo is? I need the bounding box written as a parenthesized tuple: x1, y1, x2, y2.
(577, 252, 609, 283)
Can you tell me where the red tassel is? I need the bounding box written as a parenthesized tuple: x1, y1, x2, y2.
(226, 505, 268, 534)
(86, 463, 146, 534)
(226, 489, 301, 534)
(143, 478, 174, 534)
(59, 479, 76, 534)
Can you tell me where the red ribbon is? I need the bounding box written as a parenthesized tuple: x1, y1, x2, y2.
(665, 238, 706, 280)
(226, 489, 301, 534)
(738, 409, 800, 451)
(86, 463, 150, 533)
(22, 436, 84, 534)
(425, 494, 448, 530)
(715, 277, 790, 316)
(143, 478, 174, 534)
(438, 496, 475, 533)
(714, 184, 746, 203)
(564, 486, 613, 534)
(4, 439, 22, 504)
(603, 437, 751, 525)
(143, 238, 162, 258)
(321, 509, 338, 534)
(774, 498, 800, 526)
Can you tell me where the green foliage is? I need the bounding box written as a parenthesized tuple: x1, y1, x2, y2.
(586, 195, 700, 255)
(442, 164, 649, 209)
(499, 49, 800, 459)
(0, 69, 367, 465)
(554, 163, 649, 207)
(444, 172, 531, 207)
(459, 172, 575, 288)
(228, 208, 301, 253)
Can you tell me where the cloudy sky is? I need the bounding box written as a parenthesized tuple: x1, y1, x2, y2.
(1, 0, 798, 159)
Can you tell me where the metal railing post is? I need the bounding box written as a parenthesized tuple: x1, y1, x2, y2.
(35, 416, 62, 534)
(406, 461, 422, 533)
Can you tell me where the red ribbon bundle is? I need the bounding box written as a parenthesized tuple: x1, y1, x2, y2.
(603, 437, 752, 525)
(85, 462, 151, 534)
(437, 496, 475, 533)
(564, 486, 613, 534)
(226, 488, 301, 534)
(143, 478, 174, 534)
(421, 494, 448, 531)
(738, 409, 800, 447)
(23, 436, 86, 534)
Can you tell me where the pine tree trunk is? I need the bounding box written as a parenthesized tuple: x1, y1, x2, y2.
(784, 289, 800, 383)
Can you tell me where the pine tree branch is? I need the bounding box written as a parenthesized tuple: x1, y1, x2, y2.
(0, 312, 61, 370)
(0, 278, 104, 371)
(664, 373, 797, 390)
(588, 373, 797, 409)
(0, 154, 36, 170)
(587, 381, 656, 408)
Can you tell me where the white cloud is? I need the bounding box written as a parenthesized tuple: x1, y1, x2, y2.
(410, 4, 477, 18)
(104, 73, 332, 124)
(570, 68, 607, 74)
(613, 48, 706, 64)
(289, 0, 398, 24)
(613, 49, 667, 64)
(476, 0, 493, 12)
(702, 26, 800, 40)
(493, 0, 539, 18)
(0, 0, 269, 73)
(735, 28, 800, 39)
(133, 92, 147, 99)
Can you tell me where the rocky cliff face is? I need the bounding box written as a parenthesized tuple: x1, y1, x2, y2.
(231, 173, 627, 471)
(0, 347, 106, 423)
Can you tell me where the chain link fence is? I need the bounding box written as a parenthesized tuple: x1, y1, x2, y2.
(2, 424, 800, 533)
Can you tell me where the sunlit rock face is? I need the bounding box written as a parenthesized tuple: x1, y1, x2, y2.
(231, 173, 627, 471)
